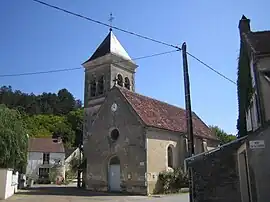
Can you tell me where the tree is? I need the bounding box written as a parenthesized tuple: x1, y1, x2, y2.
(66, 109, 83, 147)
(0, 105, 28, 171)
(56, 89, 76, 115)
(0, 86, 81, 116)
(210, 125, 237, 145)
(0, 86, 82, 148)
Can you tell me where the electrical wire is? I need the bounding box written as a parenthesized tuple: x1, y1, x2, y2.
(31, 0, 236, 85)
(32, 0, 181, 50)
(186, 52, 237, 85)
(0, 50, 179, 78)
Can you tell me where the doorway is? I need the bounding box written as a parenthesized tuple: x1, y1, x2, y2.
(238, 148, 252, 202)
(108, 156, 121, 192)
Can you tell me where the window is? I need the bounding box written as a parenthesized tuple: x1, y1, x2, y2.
(43, 153, 50, 164)
(39, 168, 49, 178)
(97, 76, 104, 95)
(110, 129, 120, 141)
(255, 94, 261, 124)
(124, 77, 131, 90)
(90, 79, 96, 97)
(117, 74, 123, 86)
(167, 145, 173, 168)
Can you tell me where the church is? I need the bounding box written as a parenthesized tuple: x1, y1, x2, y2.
(82, 30, 219, 195)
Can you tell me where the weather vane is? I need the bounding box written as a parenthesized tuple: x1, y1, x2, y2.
(109, 13, 114, 31)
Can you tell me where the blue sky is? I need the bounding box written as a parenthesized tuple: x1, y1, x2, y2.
(0, 0, 269, 135)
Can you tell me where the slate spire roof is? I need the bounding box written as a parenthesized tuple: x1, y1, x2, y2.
(116, 87, 218, 140)
(83, 31, 133, 64)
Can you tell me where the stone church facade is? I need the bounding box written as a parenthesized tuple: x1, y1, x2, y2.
(82, 30, 219, 195)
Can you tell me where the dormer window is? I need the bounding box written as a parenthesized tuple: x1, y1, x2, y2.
(97, 76, 104, 95)
(90, 79, 96, 97)
(124, 77, 130, 90)
(117, 74, 123, 86)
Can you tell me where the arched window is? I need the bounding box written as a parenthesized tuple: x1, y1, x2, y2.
(124, 77, 130, 90)
(97, 76, 104, 95)
(167, 145, 173, 168)
(117, 74, 123, 86)
(90, 79, 96, 97)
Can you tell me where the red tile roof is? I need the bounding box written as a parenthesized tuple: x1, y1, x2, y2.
(118, 88, 218, 140)
(244, 31, 270, 55)
(28, 138, 65, 153)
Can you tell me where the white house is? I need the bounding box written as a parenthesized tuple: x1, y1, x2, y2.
(26, 138, 65, 183)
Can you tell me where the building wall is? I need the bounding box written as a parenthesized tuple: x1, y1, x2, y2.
(247, 56, 270, 132)
(0, 169, 18, 200)
(84, 89, 147, 194)
(146, 129, 184, 194)
(247, 125, 270, 202)
(26, 152, 65, 181)
(188, 140, 243, 202)
(146, 128, 212, 194)
(257, 57, 270, 123)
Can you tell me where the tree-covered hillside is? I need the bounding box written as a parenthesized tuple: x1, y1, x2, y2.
(0, 86, 83, 148)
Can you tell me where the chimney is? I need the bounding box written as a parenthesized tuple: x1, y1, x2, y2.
(238, 15, 251, 35)
(57, 137, 62, 143)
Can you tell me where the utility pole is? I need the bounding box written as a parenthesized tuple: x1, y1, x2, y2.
(181, 42, 195, 202)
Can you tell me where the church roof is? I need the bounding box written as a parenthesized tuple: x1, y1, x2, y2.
(118, 87, 218, 140)
(83, 31, 132, 64)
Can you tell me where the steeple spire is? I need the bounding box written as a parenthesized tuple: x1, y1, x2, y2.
(109, 13, 114, 32)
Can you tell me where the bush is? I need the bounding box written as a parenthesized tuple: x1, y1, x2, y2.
(155, 168, 189, 194)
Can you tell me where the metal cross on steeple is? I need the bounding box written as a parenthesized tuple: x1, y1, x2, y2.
(109, 13, 114, 31)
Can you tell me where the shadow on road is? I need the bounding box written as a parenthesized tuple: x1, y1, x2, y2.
(16, 186, 143, 197)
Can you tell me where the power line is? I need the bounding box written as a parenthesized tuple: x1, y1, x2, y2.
(31, 0, 236, 85)
(32, 0, 180, 50)
(186, 52, 237, 85)
(0, 50, 179, 78)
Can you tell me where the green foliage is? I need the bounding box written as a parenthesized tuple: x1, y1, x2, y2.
(64, 169, 76, 184)
(68, 155, 80, 173)
(49, 164, 64, 184)
(209, 125, 237, 145)
(0, 86, 82, 115)
(66, 109, 83, 147)
(237, 41, 254, 137)
(0, 86, 84, 148)
(0, 105, 28, 171)
(155, 168, 188, 194)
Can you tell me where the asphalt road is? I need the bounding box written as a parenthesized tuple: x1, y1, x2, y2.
(6, 185, 189, 202)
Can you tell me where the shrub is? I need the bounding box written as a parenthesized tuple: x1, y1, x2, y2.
(155, 168, 189, 194)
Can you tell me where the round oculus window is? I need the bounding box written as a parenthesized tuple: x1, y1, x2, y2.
(110, 129, 120, 141)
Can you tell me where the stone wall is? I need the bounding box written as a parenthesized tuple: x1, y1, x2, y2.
(187, 140, 244, 202)
(84, 88, 147, 194)
(247, 124, 270, 202)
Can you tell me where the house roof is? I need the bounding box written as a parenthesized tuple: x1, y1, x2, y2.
(65, 147, 77, 160)
(118, 87, 218, 140)
(244, 31, 270, 55)
(83, 31, 133, 64)
(28, 138, 65, 153)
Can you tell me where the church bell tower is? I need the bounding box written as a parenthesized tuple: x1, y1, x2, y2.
(82, 30, 138, 141)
